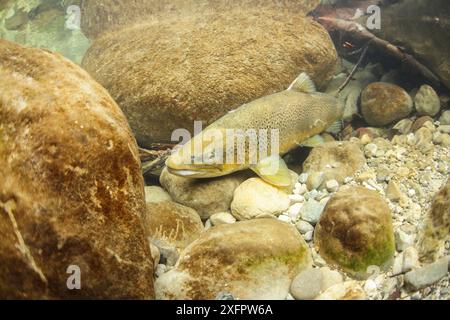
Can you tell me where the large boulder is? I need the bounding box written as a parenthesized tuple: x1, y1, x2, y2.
(0, 40, 154, 299)
(81, 6, 339, 146)
(155, 219, 312, 300)
(160, 168, 249, 220)
(80, 0, 321, 39)
(314, 186, 395, 279)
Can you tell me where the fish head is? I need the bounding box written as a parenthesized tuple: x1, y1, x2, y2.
(165, 128, 242, 178)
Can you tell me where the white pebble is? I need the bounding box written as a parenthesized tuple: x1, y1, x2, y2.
(326, 179, 339, 192)
(289, 194, 305, 204)
(278, 215, 291, 223)
(288, 203, 303, 220)
(299, 173, 309, 184)
(303, 231, 314, 242)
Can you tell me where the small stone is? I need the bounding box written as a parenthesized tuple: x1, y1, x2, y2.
(404, 256, 450, 291)
(153, 242, 179, 267)
(438, 125, 450, 134)
(364, 143, 378, 158)
(307, 171, 325, 190)
(326, 179, 340, 192)
(216, 292, 235, 300)
(145, 186, 173, 204)
(290, 267, 343, 300)
(231, 178, 290, 220)
(150, 243, 161, 267)
(289, 194, 305, 204)
(392, 253, 404, 276)
(204, 219, 213, 230)
(303, 231, 314, 242)
(296, 220, 314, 235)
(299, 173, 309, 184)
(386, 181, 403, 202)
(439, 110, 450, 125)
(278, 215, 291, 223)
(300, 199, 326, 225)
(288, 203, 303, 220)
(415, 127, 433, 147)
(395, 230, 415, 252)
(412, 116, 434, 132)
(393, 119, 413, 135)
(415, 85, 441, 117)
(294, 184, 308, 195)
(441, 134, 450, 147)
(402, 247, 420, 273)
(210, 212, 237, 226)
(155, 264, 167, 278)
(315, 281, 366, 300)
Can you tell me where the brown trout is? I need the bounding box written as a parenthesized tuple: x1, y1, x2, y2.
(166, 73, 344, 186)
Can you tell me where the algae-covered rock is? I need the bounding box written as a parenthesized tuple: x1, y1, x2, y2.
(155, 219, 312, 300)
(160, 167, 249, 220)
(417, 178, 450, 262)
(314, 186, 395, 279)
(82, 7, 338, 146)
(144, 201, 204, 251)
(361, 82, 413, 127)
(0, 39, 154, 299)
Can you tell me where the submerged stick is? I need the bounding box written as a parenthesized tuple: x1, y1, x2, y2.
(317, 17, 441, 87)
(338, 40, 371, 94)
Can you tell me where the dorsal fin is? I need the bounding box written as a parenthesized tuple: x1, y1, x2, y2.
(287, 72, 316, 93)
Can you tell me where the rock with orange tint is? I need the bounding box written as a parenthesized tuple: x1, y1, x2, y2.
(155, 219, 312, 300)
(144, 201, 204, 251)
(0, 39, 154, 299)
(361, 82, 413, 127)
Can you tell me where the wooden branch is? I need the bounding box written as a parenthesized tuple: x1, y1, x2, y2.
(139, 144, 175, 175)
(316, 17, 441, 87)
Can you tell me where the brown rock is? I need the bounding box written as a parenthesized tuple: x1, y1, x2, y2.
(155, 219, 312, 300)
(361, 82, 413, 127)
(302, 142, 366, 189)
(314, 186, 395, 279)
(160, 168, 249, 220)
(80, 0, 321, 39)
(412, 116, 434, 132)
(0, 40, 154, 299)
(418, 178, 450, 262)
(144, 201, 204, 251)
(82, 7, 338, 146)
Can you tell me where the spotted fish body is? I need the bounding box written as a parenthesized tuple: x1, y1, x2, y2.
(166, 73, 345, 186)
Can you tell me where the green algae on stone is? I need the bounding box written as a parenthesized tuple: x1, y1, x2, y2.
(155, 219, 312, 300)
(314, 186, 395, 279)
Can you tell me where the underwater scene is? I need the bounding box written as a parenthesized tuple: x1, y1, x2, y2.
(0, 0, 449, 302)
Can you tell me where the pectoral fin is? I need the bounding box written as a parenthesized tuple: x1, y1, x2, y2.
(300, 135, 325, 148)
(251, 155, 291, 187)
